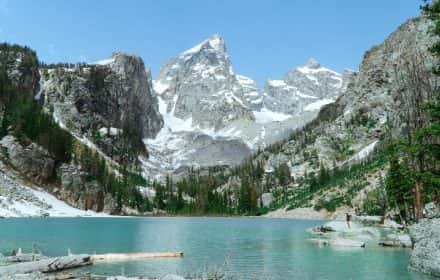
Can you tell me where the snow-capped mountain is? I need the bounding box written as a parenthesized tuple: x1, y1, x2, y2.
(263, 58, 344, 116)
(153, 34, 254, 131)
(144, 35, 259, 178)
(143, 35, 346, 179)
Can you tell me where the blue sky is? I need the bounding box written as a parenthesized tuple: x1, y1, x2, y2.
(0, 0, 421, 85)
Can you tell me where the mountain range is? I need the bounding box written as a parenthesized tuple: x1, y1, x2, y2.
(0, 14, 435, 219)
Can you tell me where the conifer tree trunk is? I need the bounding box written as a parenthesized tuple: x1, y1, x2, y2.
(414, 180, 424, 222)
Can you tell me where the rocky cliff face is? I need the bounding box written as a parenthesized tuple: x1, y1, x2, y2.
(42, 52, 163, 163)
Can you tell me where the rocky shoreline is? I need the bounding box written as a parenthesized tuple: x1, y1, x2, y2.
(306, 217, 411, 249)
(264, 202, 440, 278)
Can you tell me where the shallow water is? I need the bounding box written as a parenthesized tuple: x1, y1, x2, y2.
(0, 217, 431, 279)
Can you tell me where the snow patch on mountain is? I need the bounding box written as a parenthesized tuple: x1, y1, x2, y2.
(183, 34, 225, 55)
(304, 98, 335, 111)
(253, 108, 292, 124)
(350, 141, 379, 162)
(91, 57, 116, 66)
(0, 162, 108, 217)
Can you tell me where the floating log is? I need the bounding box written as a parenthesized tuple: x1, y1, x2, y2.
(0, 254, 92, 275)
(91, 251, 184, 262)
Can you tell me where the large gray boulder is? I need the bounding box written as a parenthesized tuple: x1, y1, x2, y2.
(424, 202, 440, 219)
(409, 217, 440, 277)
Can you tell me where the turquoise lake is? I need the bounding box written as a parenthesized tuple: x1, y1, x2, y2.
(0, 217, 432, 279)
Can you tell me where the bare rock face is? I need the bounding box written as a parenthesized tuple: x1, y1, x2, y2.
(0, 135, 55, 184)
(56, 163, 119, 213)
(42, 52, 163, 163)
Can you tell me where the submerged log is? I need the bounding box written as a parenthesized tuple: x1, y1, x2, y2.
(0, 254, 92, 275)
(91, 251, 184, 262)
(307, 238, 366, 248)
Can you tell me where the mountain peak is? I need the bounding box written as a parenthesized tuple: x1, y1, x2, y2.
(305, 58, 321, 69)
(183, 34, 226, 55)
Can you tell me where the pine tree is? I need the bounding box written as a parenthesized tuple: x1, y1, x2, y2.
(386, 148, 413, 223)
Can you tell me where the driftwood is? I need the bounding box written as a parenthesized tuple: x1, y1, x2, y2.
(92, 251, 184, 262)
(4, 253, 47, 263)
(0, 254, 92, 275)
(0, 251, 183, 276)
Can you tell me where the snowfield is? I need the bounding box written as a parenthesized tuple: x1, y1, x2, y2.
(253, 108, 292, 124)
(0, 187, 108, 218)
(350, 140, 379, 162)
(304, 98, 335, 111)
(0, 162, 108, 218)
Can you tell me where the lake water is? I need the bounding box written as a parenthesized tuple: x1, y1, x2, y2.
(0, 217, 431, 279)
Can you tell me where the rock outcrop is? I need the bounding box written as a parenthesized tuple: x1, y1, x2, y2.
(42, 52, 163, 163)
(0, 135, 55, 184)
(56, 163, 118, 213)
